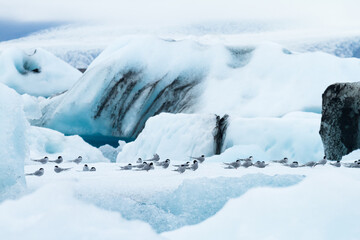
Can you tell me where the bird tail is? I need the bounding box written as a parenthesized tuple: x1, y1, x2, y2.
(25, 173, 34, 176)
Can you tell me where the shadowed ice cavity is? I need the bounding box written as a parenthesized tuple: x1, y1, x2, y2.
(75, 174, 304, 233)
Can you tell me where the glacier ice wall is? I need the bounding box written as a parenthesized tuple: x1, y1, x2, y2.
(0, 83, 28, 201)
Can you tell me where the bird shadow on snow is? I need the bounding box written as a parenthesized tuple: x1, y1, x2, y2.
(75, 173, 304, 233)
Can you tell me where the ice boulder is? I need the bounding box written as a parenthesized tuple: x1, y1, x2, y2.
(0, 47, 82, 97)
(27, 126, 108, 164)
(37, 36, 248, 138)
(0, 83, 28, 200)
(99, 140, 126, 162)
(117, 113, 217, 162)
(117, 112, 323, 164)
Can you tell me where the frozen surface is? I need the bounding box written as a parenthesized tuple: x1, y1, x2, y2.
(0, 184, 163, 240)
(22, 160, 360, 238)
(0, 47, 81, 97)
(24, 161, 305, 233)
(163, 170, 360, 240)
(27, 126, 109, 164)
(0, 84, 28, 201)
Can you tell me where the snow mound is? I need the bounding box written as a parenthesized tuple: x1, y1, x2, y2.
(117, 112, 322, 164)
(163, 171, 360, 240)
(77, 174, 304, 233)
(0, 83, 28, 201)
(0, 47, 81, 97)
(0, 183, 162, 240)
(117, 113, 216, 162)
(99, 141, 126, 162)
(27, 126, 108, 164)
(223, 112, 324, 163)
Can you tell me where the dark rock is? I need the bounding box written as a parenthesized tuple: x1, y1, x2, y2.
(213, 114, 229, 155)
(319, 82, 360, 160)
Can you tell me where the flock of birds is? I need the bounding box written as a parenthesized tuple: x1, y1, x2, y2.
(26, 154, 360, 177)
(26, 156, 96, 176)
(118, 154, 204, 173)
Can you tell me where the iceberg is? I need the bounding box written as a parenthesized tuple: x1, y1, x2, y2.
(117, 112, 323, 164)
(27, 126, 109, 164)
(0, 83, 28, 200)
(0, 47, 81, 97)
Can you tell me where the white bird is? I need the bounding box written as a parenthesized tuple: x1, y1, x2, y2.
(136, 158, 143, 163)
(344, 160, 360, 168)
(187, 160, 199, 171)
(300, 161, 317, 167)
(156, 159, 170, 169)
(272, 157, 288, 164)
(190, 155, 205, 163)
(146, 154, 160, 162)
(83, 164, 89, 171)
(31, 156, 48, 164)
(173, 164, 187, 173)
(314, 156, 327, 167)
(240, 156, 253, 162)
(137, 162, 154, 171)
(223, 160, 241, 169)
(254, 161, 268, 168)
(173, 162, 190, 168)
(241, 161, 253, 168)
(90, 167, 96, 171)
(26, 168, 44, 176)
(120, 163, 133, 170)
(330, 161, 341, 167)
(54, 165, 72, 173)
(69, 156, 82, 164)
(285, 161, 299, 168)
(49, 156, 63, 164)
(133, 162, 148, 169)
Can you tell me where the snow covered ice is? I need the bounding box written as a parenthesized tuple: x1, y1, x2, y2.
(0, 48, 81, 97)
(0, 83, 28, 201)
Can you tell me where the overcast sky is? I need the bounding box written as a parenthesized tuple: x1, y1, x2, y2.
(1, 0, 360, 28)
